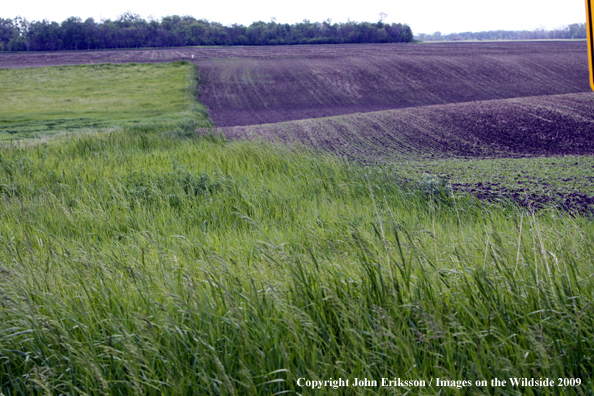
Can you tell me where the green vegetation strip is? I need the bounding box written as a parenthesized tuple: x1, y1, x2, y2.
(0, 129, 593, 395)
(399, 156, 594, 193)
(0, 62, 209, 140)
(396, 156, 594, 212)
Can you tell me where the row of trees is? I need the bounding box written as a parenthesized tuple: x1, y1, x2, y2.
(415, 23, 588, 42)
(0, 13, 414, 51)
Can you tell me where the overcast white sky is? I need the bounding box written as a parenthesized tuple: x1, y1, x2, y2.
(1, 0, 587, 35)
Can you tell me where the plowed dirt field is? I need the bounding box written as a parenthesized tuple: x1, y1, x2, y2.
(197, 41, 591, 126)
(221, 92, 594, 161)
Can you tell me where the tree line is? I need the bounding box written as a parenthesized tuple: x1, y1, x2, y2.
(415, 23, 587, 41)
(0, 13, 414, 51)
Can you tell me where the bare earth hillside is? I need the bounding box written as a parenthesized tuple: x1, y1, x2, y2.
(220, 92, 594, 161)
(196, 42, 591, 126)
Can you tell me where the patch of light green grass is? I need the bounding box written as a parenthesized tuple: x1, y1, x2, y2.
(0, 61, 210, 140)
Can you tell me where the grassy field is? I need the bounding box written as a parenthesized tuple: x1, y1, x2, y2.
(1, 63, 593, 395)
(0, 62, 209, 140)
(1, 129, 594, 395)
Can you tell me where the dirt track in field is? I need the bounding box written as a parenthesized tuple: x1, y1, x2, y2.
(0, 41, 587, 67)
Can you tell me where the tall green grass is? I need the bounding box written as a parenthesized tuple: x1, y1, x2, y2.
(0, 128, 593, 395)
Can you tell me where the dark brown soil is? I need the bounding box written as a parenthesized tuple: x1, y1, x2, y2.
(195, 41, 590, 127)
(219, 92, 594, 161)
